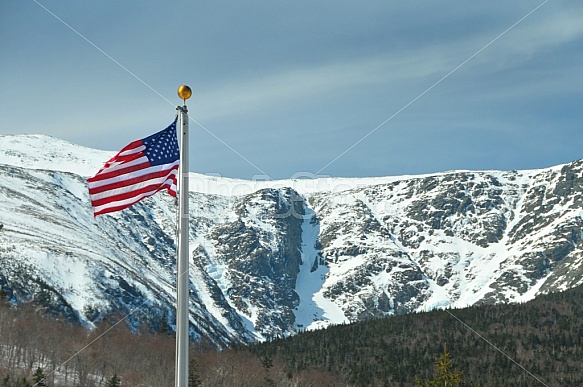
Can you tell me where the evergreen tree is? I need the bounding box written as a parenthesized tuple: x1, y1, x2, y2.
(415, 344, 464, 387)
(188, 358, 202, 387)
(106, 373, 121, 387)
(261, 355, 275, 386)
(157, 311, 171, 335)
(0, 288, 8, 307)
(32, 367, 47, 387)
(16, 377, 31, 387)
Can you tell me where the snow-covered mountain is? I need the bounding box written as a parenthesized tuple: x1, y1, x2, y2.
(1, 134, 583, 347)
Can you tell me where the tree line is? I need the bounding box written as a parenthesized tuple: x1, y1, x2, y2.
(1, 284, 582, 386)
(250, 284, 583, 386)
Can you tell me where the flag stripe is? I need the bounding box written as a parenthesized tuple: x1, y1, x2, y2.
(95, 181, 175, 212)
(90, 169, 178, 203)
(91, 174, 177, 208)
(88, 158, 151, 185)
(88, 161, 178, 192)
(96, 141, 145, 169)
(117, 142, 145, 157)
(93, 185, 173, 216)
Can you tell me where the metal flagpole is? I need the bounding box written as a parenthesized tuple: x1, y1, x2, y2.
(175, 85, 192, 387)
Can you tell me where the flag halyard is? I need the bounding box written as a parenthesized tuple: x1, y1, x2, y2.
(88, 120, 180, 216)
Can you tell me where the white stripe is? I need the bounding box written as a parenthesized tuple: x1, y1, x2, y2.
(93, 177, 177, 213)
(118, 144, 146, 157)
(100, 155, 149, 174)
(88, 160, 178, 190)
(93, 188, 161, 213)
(90, 170, 178, 201)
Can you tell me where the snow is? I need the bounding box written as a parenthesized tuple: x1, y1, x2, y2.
(0, 134, 113, 177)
(294, 209, 349, 330)
(1, 133, 581, 344)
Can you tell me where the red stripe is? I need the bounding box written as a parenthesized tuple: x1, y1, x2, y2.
(88, 161, 175, 191)
(88, 167, 177, 195)
(94, 202, 137, 216)
(110, 140, 143, 159)
(90, 177, 176, 208)
(89, 140, 144, 176)
(88, 160, 151, 183)
(92, 180, 177, 216)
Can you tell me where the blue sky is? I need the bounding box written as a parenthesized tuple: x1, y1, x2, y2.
(1, 1, 582, 180)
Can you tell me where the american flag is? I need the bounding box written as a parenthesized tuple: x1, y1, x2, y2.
(88, 120, 180, 216)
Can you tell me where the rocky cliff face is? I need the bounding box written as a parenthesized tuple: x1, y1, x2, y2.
(1, 135, 583, 347)
(191, 188, 305, 339)
(308, 162, 583, 322)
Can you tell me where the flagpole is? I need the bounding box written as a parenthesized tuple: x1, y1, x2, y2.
(176, 85, 192, 387)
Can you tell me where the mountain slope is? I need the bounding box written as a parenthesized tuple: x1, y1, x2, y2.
(1, 134, 583, 346)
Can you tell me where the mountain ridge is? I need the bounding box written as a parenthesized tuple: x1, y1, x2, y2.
(1, 134, 582, 347)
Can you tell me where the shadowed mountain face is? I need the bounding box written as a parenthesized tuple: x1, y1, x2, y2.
(1, 135, 583, 347)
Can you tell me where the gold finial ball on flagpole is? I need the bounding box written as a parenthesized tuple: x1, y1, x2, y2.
(177, 85, 192, 104)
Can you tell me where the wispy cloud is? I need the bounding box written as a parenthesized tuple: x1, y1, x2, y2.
(194, 4, 583, 124)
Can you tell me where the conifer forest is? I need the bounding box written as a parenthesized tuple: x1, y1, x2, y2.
(1, 285, 582, 386)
